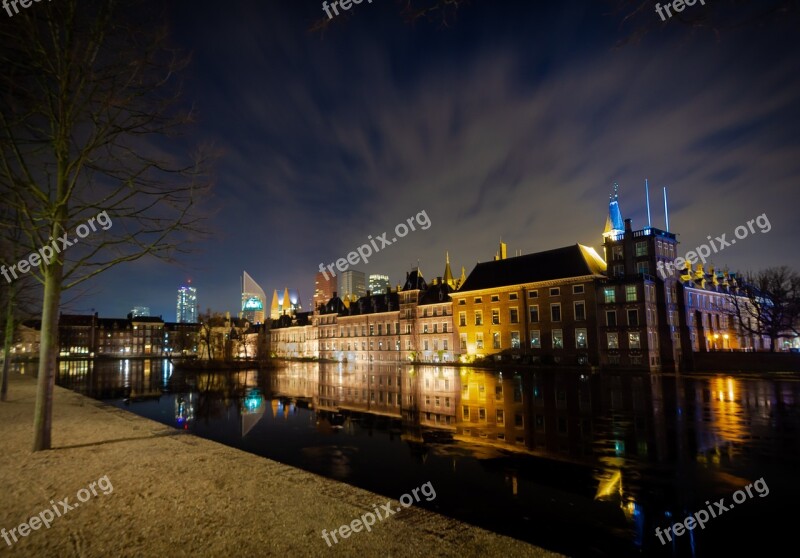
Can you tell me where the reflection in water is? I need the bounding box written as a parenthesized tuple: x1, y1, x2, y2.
(53, 359, 800, 557)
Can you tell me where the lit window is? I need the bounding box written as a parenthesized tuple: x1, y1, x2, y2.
(604, 287, 616, 303)
(552, 329, 563, 349)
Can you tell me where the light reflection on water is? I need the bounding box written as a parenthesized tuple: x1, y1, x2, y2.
(50, 359, 800, 557)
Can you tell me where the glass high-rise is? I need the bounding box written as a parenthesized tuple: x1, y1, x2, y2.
(176, 284, 197, 323)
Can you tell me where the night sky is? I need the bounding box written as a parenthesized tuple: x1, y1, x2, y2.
(72, 0, 800, 319)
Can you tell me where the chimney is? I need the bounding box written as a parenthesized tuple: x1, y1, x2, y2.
(333, 291, 338, 298)
(624, 218, 632, 232)
(500, 241, 507, 260)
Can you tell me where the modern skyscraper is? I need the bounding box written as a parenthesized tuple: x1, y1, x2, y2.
(339, 270, 366, 300)
(130, 306, 151, 318)
(176, 283, 197, 323)
(242, 271, 267, 324)
(313, 271, 335, 310)
(368, 274, 390, 295)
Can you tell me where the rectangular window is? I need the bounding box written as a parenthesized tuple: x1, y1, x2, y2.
(492, 309, 500, 325)
(627, 309, 639, 326)
(625, 285, 637, 302)
(475, 311, 483, 326)
(442, 323, 447, 333)
(443, 339, 448, 350)
(607, 310, 617, 327)
(530, 330, 541, 348)
(369, 324, 374, 335)
(572, 284, 584, 294)
(492, 332, 501, 349)
(460, 333, 467, 350)
(528, 290, 538, 299)
(509, 308, 519, 323)
(574, 301, 586, 321)
(458, 299, 466, 305)
(607, 332, 619, 349)
(479, 408, 486, 421)
(496, 409, 504, 424)
(604, 287, 616, 303)
(612, 246, 623, 260)
(637, 261, 650, 275)
(511, 331, 520, 349)
(509, 293, 518, 300)
(613, 264, 624, 277)
(459, 312, 466, 327)
(423, 340, 429, 350)
(552, 329, 564, 349)
(550, 287, 560, 296)
(474, 297, 482, 303)
(551, 303, 561, 322)
(491, 295, 500, 302)
(529, 305, 539, 323)
(423, 324, 429, 333)
(635, 241, 648, 257)
(629, 331, 641, 349)
(476, 333, 484, 349)
(576, 328, 587, 349)
(462, 406, 470, 419)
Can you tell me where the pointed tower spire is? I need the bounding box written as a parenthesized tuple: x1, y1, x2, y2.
(443, 251, 455, 288)
(460, 265, 466, 287)
(603, 182, 624, 239)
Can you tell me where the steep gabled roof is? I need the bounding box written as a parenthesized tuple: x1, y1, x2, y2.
(457, 244, 606, 292)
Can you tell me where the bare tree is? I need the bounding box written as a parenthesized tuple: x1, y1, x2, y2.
(725, 267, 800, 352)
(0, 0, 211, 451)
(0, 209, 42, 401)
(197, 310, 228, 361)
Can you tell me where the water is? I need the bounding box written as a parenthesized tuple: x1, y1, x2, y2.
(50, 359, 800, 557)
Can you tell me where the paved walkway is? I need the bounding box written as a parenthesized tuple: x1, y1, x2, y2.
(0, 374, 560, 557)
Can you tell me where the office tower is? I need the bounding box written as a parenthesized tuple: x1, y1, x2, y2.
(339, 270, 366, 300)
(368, 274, 390, 295)
(313, 271, 336, 310)
(176, 283, 198, 323)
(130, 306, 151, 318)
(242, 271, 267, 324)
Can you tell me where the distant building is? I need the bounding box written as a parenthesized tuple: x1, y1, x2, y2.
(313, 271, 336, 311)
(130, 306, 150, 318)
(176, 284, 197, 323)
(368, 274, 390, 295)
(242, 271, 267, 324)
(339, 270, 366, 301)
(270, 288, 301, 320)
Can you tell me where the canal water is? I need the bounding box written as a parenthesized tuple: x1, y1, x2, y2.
(51, 359, 799, 557)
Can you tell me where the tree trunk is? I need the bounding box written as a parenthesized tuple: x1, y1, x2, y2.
(32, 264, 63, 451)
(1, 286, 14, 401)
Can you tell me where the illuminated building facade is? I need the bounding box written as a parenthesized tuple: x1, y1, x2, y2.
(176, 284, 197, 323)
(242, 271, 266, 324)
(453, 243, 606, 366)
